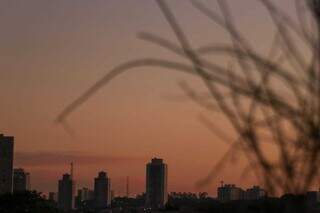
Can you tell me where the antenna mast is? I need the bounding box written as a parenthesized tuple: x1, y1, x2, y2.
(70, 162, 74, 179)
(126, 176, 129, 197)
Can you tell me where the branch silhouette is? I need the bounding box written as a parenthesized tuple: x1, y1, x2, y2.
(56, 0, 320, 195)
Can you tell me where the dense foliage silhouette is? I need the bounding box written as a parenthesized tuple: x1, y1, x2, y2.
(0, 191, 60, 213)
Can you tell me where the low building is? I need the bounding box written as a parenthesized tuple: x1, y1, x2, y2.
(217, 184, 244, 202)
(49, 192, 58, 203)
(75, 187, 94, 209)
(245, 186, 266, 200)
(13, 168, 30, 192)
(306, 191, 320, 203)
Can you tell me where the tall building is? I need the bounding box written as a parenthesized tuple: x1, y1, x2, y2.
(217, 184, 244, 202)
(0, 134, 14, 194)
(145, 158, 168, 209)
(58, 174, 75, 211)
(13, 168, 30, 192)
(94, 171, 111, 209)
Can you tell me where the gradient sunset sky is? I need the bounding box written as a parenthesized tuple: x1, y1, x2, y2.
(1, 0, 296, 196)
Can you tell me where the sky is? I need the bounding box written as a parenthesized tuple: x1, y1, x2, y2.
(0, 0, 297, 196)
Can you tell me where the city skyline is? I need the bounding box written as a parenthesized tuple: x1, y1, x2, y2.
(1, 134, 320, 212)
(5, 130, 266, 197)
(5, 130, 320, 199)
(0, 134, 272, 199)
(1, 0, 315, 197)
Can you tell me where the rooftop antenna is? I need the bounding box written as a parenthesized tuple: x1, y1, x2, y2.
(70, 162, 74, 180)
(126, 176, 129, 197)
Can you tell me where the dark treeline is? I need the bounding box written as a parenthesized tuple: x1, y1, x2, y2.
(164, 193, 319, 213)
(1, 191, 319, 213)
(0, 191, 60, 213)
(80, 192, 319, 213)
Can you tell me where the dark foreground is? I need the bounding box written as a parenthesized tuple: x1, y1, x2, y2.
(0, 191, 319, 213)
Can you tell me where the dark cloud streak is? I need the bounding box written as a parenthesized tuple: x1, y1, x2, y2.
(15, 151, 147, 168)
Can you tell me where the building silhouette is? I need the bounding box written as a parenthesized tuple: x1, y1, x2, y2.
(94, 171, 111, 209)
(0, 134, 14, 194)
(245, 186, 266, 200)
(145, 158, 168, 209)
(218, 183, 267, 202)
(49, 192, 58, 203)
(306, 191, 320, 203)
(78, 187, 94, 202)
(58, 173, 75, 211)
(13, 168, 30, 192)
(75, 187, 94, 209)
(111, 190, 115, 201)
(217, 184, 244, 202)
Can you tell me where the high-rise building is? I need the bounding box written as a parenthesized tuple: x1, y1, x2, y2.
(58, 174, 75, 211)
(217, 184, 244, 202)
(145, 158, 168, 209)
(94, 171, 111, 209)
(0, 134, 14, 194)
(13, 168, 30, 192)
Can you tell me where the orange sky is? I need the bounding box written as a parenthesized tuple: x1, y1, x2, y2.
(0, 0, 297, 196)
